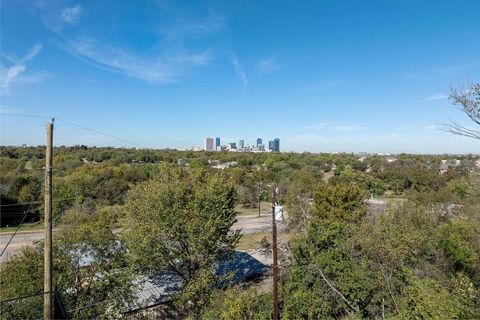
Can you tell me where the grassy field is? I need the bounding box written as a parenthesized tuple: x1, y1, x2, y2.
(236, 231, 271, 251)
(0, 221, 44, 234)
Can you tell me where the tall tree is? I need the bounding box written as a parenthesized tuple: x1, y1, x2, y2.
(120, 165, 240, 313)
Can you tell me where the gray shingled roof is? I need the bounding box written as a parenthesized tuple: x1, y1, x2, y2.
(127, 251, 269, 312)
(439, 162, 449, 170)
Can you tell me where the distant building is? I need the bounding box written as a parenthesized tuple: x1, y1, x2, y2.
(384, 155, 398, 163)
(239, 139, 245, 149)
(256, 138, 262, 147)
(272, 138, 280, 152)
(268, 140, 274, 151)
(215, 137, 221, 149)
(226, 142, 237, 150)
(205, 138, 214, 151)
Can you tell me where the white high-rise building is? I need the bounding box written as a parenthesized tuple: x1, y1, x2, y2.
(205, 137, 214, 151)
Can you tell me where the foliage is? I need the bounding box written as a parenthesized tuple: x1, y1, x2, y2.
(0, 204, 133, 319)
(120, 165, 240, 313)
(201, 286, 271, 320)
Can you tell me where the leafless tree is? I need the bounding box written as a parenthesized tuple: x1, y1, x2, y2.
(440, 83, 480, 140)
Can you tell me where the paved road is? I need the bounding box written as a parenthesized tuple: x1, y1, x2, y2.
(0, 213, 283, 263)
(0, 232, 44, 263)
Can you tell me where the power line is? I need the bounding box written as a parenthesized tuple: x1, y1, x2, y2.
(0, 200, 42, 208)
(0, 197, 78, 208)
(1, 112, 143, 148)
(0, 112, 53, 120)
(0, 211, 29, 257)
(56, 118, 143, 148)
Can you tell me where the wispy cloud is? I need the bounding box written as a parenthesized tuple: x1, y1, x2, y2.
(423, 124, 438, 132)
(403, 63, 478, 81)
(306, 122, 365, 132)
(44, 4, 84, 32)
(170, 51, 212, 65)
(331, 125, 364, 132)
(303, 79, 351, 93)
(230, 55, 248, 88)
(423, 93, 448, 102)
(1, 44, 43, 93)
(66, 38, 175, 83)
(258, 57, 278, 74)
(39, 2, 217, 83)
(164, 12, 225, 39)
(62, 5, 83, 25)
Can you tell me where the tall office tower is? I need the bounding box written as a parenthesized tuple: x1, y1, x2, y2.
(239, 139, 245, 149)
(273, 138, 280, 152)
(205, 137, 214, 151)
(256, 138, 262, 147)
(215, 137, 220, 148)
(268, 140, 274, 151)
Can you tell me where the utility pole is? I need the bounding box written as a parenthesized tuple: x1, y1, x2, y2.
(44, 120, 54, 320)
(271, 185, 279, 319)
(258, 184, 261, 218)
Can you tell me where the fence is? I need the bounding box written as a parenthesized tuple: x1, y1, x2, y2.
(0, 291, 68, 320)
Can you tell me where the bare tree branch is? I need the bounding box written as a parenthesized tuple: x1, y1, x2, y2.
(315, 266, 360, 314)
(440, 83, 480, 140)
(439, 119, 480, 140)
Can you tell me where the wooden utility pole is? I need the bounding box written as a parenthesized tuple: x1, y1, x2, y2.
(258, 184, 261, 218)
(44, 120, 54, 320)
(271, 185, 279, 319)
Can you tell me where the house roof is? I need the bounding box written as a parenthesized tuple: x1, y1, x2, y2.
(127, 251, 269, 312)
(439, 162, 449, 170)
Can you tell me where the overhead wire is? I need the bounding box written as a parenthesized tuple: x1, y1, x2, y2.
(0, 197, 79, 208)
(0, 112, 53, 120)
(55, 118, 144, 148)
(0, 211, 30, 257)
(1, 112, 144, 148)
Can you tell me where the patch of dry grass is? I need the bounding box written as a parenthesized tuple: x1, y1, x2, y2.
(235, 202, 271, 216)
(236, 231, 271, 251)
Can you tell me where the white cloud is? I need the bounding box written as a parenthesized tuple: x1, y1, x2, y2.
(306, 122, 365, 132)
(163, 12, 225, 39)
(230, 55, 248, 88)
(331, 125, 364, 132)
(170, 51, 212, 65)
(306, 122, 328, 130)
(1, 44, 43, 93)
(423, 124, 438, 132)
(67, 38, 175, 83)
(61, 5, 83, 25)
(423, 93, 448, 101)
(258, 57, 278, 74)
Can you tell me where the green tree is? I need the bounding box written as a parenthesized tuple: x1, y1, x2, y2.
(121, 165, 240, 314)
(0, 203, 132, 319)
(281, 184, 370, 319)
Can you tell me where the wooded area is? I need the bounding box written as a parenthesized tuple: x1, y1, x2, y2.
(1, 147, 479, 319)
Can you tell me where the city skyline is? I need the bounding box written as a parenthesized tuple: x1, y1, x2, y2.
(1, 1, 479, 154)
(202, 136, 280, 152)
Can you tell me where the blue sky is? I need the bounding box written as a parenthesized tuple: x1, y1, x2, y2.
(1, 0, 479, 154)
